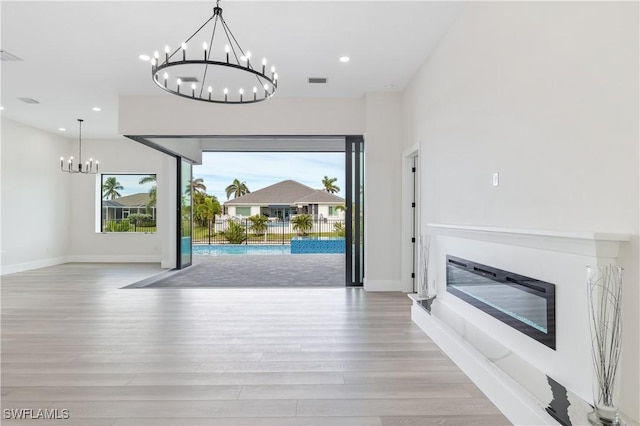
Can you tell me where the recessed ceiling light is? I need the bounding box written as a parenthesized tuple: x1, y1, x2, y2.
(339, 56, 350, 63)
(139, 54, 151, 61)
(59, 127, 66, 132)
(92, 107, 101, 112)
(0, 106, 4, 110)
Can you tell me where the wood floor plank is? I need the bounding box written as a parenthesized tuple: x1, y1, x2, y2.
(112, 417, 383, 426)
(238, 383, 475, 399)
(1, 263, 510, 425)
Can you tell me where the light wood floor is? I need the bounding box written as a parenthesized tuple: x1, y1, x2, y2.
(1, 263, 510, 426)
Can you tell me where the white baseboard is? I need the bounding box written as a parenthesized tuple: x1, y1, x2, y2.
(1, 255, 162, 275)
(0, 256, 68, 276)
(363, 278, 402, 291)
(411, 302, 558, 426)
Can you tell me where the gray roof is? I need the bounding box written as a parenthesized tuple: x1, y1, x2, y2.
(103, 193, 152, 207)
(224, 180, 344, 206)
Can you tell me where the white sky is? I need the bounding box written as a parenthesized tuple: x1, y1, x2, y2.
(194, 152, 345, 201)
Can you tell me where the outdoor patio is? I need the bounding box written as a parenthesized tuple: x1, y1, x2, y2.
(129, 254, 345, 288)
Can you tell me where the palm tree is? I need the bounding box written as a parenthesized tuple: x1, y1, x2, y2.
(195, 195, 221, 237)
(139, 175, 157, 211)
(322, 176, 340, 194)
(225, 179, 250, 200)
(187, 178, 207, 195)
(102, 177, 123, 200)
(248, 215, 268, 236)
(292, 214, 313, 236)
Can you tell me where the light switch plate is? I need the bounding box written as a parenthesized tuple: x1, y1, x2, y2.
(492, 172, 499, 187)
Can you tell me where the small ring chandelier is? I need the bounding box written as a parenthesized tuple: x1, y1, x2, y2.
(151, 0, 278, 104)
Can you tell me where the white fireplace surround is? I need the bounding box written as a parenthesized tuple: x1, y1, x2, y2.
(411, 223, 630, 425)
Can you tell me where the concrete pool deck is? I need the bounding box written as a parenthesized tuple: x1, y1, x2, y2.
(130, 254, 345, 288)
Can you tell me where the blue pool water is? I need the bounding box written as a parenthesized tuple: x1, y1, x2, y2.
(193, 244, 290, 256)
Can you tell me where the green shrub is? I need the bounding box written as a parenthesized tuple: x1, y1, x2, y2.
(334, 222, 346, 237)
(106, 220, 130, 232)
(223, 221, 247, 244)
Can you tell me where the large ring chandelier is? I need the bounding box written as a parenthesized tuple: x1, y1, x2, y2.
(151, 0, 278, 104)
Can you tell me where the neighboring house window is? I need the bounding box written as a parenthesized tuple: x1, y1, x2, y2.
(101, 174, 157, 233)
(328, 206, 338, 217)
(235, 206, 251, 217)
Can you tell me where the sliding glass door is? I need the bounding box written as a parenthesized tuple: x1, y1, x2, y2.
(177, 158, 192, 269)
(345, 136, 364, 286)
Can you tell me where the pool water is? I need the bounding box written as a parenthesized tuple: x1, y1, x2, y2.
(193, 244, 290, 256)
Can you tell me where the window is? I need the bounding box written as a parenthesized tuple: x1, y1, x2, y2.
(101, 174, 157, 233)
(235, 206, 251, 217)
(329, 206, 337, 217)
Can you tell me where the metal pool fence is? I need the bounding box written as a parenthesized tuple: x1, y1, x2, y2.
(192, 217, 346, 245)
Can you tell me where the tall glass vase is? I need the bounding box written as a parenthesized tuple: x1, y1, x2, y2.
(587, 265, 624, 426)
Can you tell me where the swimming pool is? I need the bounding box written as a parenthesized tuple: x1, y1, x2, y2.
(193, 244, 290, 256)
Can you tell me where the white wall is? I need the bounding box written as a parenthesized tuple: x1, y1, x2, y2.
(120, 96, 365, 136)
(66, 137, 167, 263)
(364, 92, 402, 291)
(1, 118, 71, 274)
(402, 2, 639, 420)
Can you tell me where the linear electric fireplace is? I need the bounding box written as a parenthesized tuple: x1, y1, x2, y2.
(446, 255, 556, 350)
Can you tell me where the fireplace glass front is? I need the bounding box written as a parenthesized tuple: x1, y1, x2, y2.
(446, 255, 556, 350)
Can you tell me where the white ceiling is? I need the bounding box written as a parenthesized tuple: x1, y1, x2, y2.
(1, 1, 465, 139)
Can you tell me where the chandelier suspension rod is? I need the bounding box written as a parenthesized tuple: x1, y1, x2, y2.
(77, 118, 83, 163)
(198, 16, 220, 98)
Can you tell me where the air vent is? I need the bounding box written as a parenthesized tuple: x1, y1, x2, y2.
(308, 77, 327, 84)
(0, 50, 23, 61)
(177, 77, 199, 83)
(18, 97, 40, 104)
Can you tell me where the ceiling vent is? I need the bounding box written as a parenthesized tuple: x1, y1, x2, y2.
(308, 77, 328, 84)
(18, 97, 40, 104)
(1, 50, 23, 61)
(177, 77, 199, 83)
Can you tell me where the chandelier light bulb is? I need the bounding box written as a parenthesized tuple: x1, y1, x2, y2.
(239, 88, 244, 94)
(203, 42, 208, 50)
(271, 66, 276, 73)
(154, 51, 159, 59)
(274, 72, 278, 81)
(151, 58, 156, 66)
(224, 88, 228, 94)
(177, 78, 182, 94)
(208, 86, 212, 93)
(191, 83, 196, 97)
(253, 86, 257, 93)
(263, 84, 269, 90)
(182, 42, 188, 50)
(165, 45, 170, 53)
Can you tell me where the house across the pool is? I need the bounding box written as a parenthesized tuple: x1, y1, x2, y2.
(224, 180, 345, 221)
